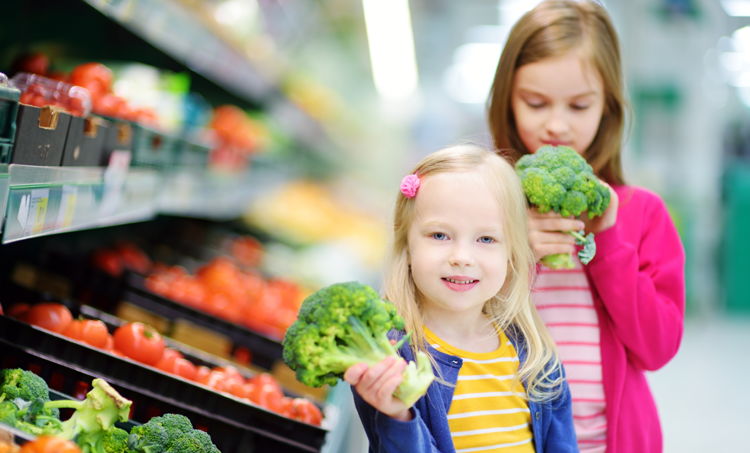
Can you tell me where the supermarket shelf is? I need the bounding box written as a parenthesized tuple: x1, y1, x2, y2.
(158, 167, 266, 221)
(82, 0, 336, 156)
(0, 315, 328, 452)
(1, 164, 160, 244)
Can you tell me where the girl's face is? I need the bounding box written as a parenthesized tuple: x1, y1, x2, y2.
(407, 171, 509, 318)
(511, 51, 606, 155)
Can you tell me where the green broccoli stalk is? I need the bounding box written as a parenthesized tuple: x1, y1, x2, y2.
(16, 378, 131, 446)
(516, 145, 610, 269)
(282, 282, 435, 408)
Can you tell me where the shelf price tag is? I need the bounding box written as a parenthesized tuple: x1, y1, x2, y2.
(55, 185, 78, 229)
(17, 188, 50, 236)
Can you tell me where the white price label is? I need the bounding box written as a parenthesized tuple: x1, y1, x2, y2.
(18, 189, 50, 235)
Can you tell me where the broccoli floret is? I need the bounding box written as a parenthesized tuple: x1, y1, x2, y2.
(0, 400, 18, 426)
(149, 413, 193, 448)
(516, 146, 611, 268)
(0, 369, 50, 404)
(78, 426, 130, 453)
(168, 434, 203, 453)
(128, 420, 168, 453)
(192, 429, 217, 452)
(283, 282, 435, 408)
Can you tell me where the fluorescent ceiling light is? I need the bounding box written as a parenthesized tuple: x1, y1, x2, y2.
(362, 0, 419, 101)
(722, 0, 750, 16)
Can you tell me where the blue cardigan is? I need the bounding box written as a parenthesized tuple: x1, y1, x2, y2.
(351, 331, 578, 453)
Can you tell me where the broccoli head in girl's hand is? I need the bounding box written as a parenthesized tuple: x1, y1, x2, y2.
(516, 145, 610, 268)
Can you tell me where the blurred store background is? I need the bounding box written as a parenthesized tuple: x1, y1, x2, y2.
(0, 0, 748, 452)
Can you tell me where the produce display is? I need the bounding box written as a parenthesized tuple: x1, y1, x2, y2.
(145, 258, 303, 339)
(282, 282, 434, 408)
(515, 145, 611, 269)
(1, 302, 323, 426)
(0, 370, 222, 452)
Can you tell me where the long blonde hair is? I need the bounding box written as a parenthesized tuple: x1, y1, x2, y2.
(383, 144, 562, 401)
(487, 0, 628, 185)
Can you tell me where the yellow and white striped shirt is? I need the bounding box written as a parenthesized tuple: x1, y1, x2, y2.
(424, 326, 535, 453)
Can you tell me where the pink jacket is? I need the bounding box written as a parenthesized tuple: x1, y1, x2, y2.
(583, 185, 685, 453)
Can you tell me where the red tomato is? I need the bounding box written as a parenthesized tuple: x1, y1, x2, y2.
(69, 63, 113, 99)
(279, 396, 295, 418)
(62, 319, 84, 340)
(113, 322, 165, 366)
(248, 383, 283, 413)
(292, 398, 323, 425)
(161, 348, 183, 361)
(25, 303, 73, 334)
(214, 366, 244, 382)
(115, 242, 152, 274)
(156, 355, 197, 381)
(230, 236, 263, 267)
(93, 93, 126, 118)
(79, 319, 109, 348)
(19, 436, 81, 453)
(250, 373, 283, 394)
(92, 249, 123, 277)
(64, 319, 109, 348)
(7, 303, 30, 319)
(193, 366, 211, 383)
(111, 349, 127, 358)
(231, 382, 255, 400)
(233, 346, 252, 366)
(104, 334, 115, 351)
(12, 53, 49, 76)
(196, 370, 225, 389)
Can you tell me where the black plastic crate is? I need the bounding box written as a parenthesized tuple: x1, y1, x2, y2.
(125, 274, 285, 370)
(101, 118, 133, 165)
(0, 316, 326, 452)
(11, 104, 71, 166)
(61, 116, 109, 167)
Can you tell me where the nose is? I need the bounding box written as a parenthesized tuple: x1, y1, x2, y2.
(449, 241, 475, 267)
(545, 106, 570, 137)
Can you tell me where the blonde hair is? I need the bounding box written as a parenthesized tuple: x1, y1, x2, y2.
(383, 144, 562, 401)
(487, 0, 628, 185)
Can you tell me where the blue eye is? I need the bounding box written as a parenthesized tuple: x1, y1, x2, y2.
(432, 233, 447, 240)
(478, 237, 495, 243)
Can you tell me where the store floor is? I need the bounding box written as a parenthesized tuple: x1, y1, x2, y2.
(648, 314, 750, 453)
(330, 314, 750, 453)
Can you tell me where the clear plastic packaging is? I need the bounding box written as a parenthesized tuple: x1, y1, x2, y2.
(10, 72, 92, 117)
(0, 72, 8, 86)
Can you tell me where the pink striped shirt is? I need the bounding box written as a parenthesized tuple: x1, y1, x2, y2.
(532, 256, 607, 452)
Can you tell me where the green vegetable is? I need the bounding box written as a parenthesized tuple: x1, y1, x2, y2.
(0, 369, 50, 404)
(78, 426, 131, 453)
(0, 400, 18, 426)
(282, 282, 435, 408)
(127, 421, 168, 453)
(516, 145, 610, 268)
(129, 413, 218, 453)
(16, 378, 131, 447)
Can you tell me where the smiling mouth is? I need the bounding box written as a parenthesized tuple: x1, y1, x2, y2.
(442, 278, 478, 284)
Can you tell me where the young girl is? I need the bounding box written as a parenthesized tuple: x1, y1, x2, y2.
(344, 145, 577, 453)
(487, 2, 685, 452)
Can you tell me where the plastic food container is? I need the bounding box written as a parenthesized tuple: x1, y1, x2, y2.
(10, 72, 92, 118)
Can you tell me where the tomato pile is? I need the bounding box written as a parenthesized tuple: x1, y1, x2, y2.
(0, 305, 323, 426)
(91, 241, 154, 277)
(208, 105, 267, 171)
(145, 257, 303, 339)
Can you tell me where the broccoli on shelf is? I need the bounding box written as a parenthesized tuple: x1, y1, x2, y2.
(0, 400, 18, 426)
(282, 282, 435, 408)
(128, 413, 219, 453)
(78, 426, 130, 453)
(0, 369, 52, 405)
(515, 145, 610, 269)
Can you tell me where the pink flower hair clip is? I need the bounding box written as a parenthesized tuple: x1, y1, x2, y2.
(401, 173, 420, 198)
